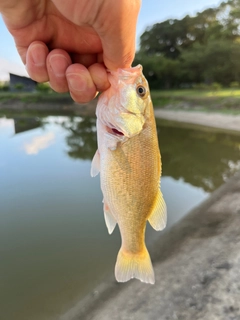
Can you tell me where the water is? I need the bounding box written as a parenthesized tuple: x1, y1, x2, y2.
(1, 112, 240, 320)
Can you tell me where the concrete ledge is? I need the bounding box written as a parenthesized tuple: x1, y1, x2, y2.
(60, 173, 240, 320)
(155, 109, 240, 133)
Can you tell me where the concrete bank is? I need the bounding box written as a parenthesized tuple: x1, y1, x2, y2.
(0, 98, 97, 116)
(155, 109, 240, 133)
(61, 172, 240, 320)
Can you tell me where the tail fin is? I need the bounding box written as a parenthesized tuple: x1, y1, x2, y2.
(115, 246, 155, 284)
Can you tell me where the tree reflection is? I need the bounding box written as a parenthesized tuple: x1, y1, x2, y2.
(158, 122, 240, 192)
(63, 116, 97, 160)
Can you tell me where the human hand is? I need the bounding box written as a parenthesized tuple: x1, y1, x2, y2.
(0, 0, 140, 103)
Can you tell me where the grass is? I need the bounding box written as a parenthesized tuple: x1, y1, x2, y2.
(0, 108, 77, 118)
(0, 91, 72, 103)
(151, 88, 240, 98)
(151, 88, 240, 113)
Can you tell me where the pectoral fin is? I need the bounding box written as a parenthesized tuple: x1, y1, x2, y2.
(103, 201, 117, 234)
(91, 150, 100, 177)
(148, 190, 167, 231)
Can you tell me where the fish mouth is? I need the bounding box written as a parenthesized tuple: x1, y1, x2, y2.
(111, 128, 124, 136)
(106, 124, 124, 137)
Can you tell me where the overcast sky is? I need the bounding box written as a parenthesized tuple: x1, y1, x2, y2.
(0, 0, 223, 80)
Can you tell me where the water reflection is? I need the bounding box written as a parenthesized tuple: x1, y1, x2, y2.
(62, 117, 97, 160)
(23, 132, 55, 155)
(157, 123, 240, 192)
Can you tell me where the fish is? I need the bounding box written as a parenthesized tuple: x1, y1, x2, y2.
(91, 65, 167, 284)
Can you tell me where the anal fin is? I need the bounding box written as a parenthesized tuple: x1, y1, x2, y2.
(148, 190, 167, 231)
(103, 201, 117, 234)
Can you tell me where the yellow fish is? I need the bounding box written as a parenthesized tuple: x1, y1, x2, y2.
(91, 65, 167, 284)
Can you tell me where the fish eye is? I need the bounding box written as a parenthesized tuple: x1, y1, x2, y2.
(136, 85, 146, 98)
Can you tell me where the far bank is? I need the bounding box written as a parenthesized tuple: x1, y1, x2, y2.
(1, 90, 240, 134)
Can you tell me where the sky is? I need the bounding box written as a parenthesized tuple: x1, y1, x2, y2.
(0, 0, 223, 80)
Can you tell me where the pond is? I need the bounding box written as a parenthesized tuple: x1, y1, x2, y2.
(1, 112, 240, 320)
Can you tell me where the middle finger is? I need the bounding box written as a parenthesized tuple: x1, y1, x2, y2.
(47, 49, 72, 92)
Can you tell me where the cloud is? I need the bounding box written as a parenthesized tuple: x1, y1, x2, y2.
(23, 132, 55, 155)
(0, 58, 29, 81)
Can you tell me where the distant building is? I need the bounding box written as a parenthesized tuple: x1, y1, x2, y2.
(9, 73, 37, 92)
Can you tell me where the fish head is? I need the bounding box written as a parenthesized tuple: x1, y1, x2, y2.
(97, 65, 152, 141)
(113, 65, 150, 116)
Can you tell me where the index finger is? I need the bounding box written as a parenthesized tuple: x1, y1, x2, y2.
(94, 0, 141, 70)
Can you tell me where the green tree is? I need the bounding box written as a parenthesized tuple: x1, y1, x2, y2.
(139, 6, 223, 59)
(135, 53, 181, 89)
(136, 0, 240, 88)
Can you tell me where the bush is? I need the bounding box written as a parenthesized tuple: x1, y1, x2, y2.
(36, 82, 52, 93)
(192, 83, 208, 90)
(14, 83, 24, 90)
(210, 82, 222, 91)
(0, 83, 9, 91)
(230, 81, 240, 89)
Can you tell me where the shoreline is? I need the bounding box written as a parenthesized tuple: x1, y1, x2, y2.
(0, 97, 97, 117)
(1, 97, 240, 133)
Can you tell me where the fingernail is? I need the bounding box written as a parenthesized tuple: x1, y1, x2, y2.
(30, 44, 46, 67)
(49, 54, 69, 77)
(67, 74, 88, 92)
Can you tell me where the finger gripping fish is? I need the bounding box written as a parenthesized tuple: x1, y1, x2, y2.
(91, 65, 167, 284)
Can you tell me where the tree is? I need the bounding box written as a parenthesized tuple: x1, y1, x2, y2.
(180, 40, 240, 85)
(136, 0, 240, 88)
(139, 6, 223, 59)
(135, 53, 181, 89)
